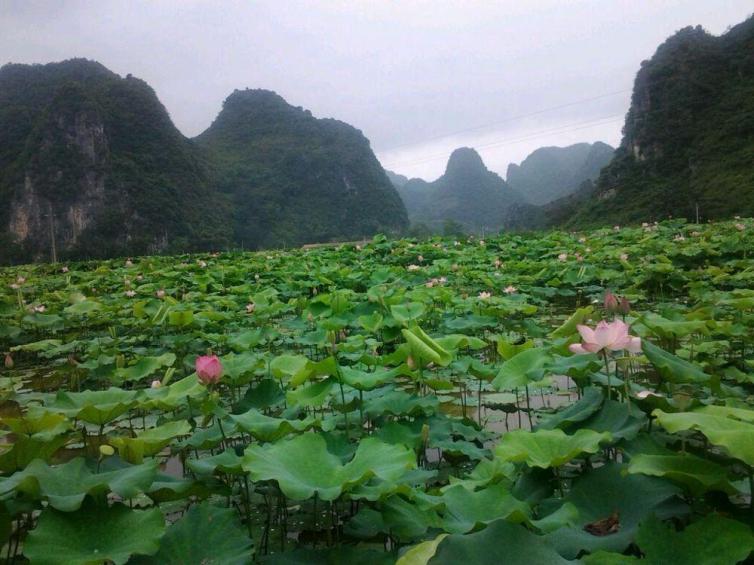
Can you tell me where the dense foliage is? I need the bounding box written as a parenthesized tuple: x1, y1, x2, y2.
(506, 142, 614, 206)
(567, 16, 754, 226)
(195, 89, 408, 250)
(1, 218, 753, 563)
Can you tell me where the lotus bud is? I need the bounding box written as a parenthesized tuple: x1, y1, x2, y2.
(99, 445, 115, 457)
(4, 354, 13, 369)
(195, 355, 223, 386)
(116, 354, 125, 369)
(618, 297, 631, 315)
(604, 291, 618, 313)
(151, 379, 162, 389)
(406, 355, 416, 370)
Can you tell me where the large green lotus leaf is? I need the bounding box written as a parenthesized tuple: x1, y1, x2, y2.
(396, 534, 448, 565)
(402, 326, 452, 367)
(339, 365, 402, 391)
(495, 428, 611, 468)
(363, 388, 439, 418)
(492, 347, 552, 390)
(636, 514, 754, 565)
(545, 463, 683, 558)
(115, 353, 176, 383)
(230, 409, 321, 442)
(379, 494, 442, 541)
(550, 306, 594, 338)
(110, 420, 191, 463)
(146, 474, 212, 503)
(187, 449, 244, 475)
(537, 387, 603, 430)
(140, 374, 206, 410)
(2, 412, 71, 441)
(23, 500, 165, 565)
(435, 334, 488, 352)
(242, 433, 415, 501)
(286, 377, 337, 408)
(218, 352, 264, 384)
(440, 483, 531, 533)
(582, 552, 639, 564)
(425, 519, 571, 564)
(642, 341, 709, 384)
(227, 329, 266, 351)
(0, 457, 158, 511)
(343, 437, 418, 484)
(43, 388, 139, 425)
(638, 313, 709, 339)
(546, 352, 602, 378)
(0, 433, 71, 474)
(270, 354, 312, 387)
(628, 453, 735, 495)
(568, 400, 646, 442)
(391, 302, 426, 324)
(133, 502, 252, 564)
(233, 379, 285, 412)
(653, 406, 754, 466)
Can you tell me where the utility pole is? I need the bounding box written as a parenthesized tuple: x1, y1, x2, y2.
(47, 201, 57, 263)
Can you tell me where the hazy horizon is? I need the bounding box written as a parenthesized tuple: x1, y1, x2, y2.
(2, 0, 752, 181)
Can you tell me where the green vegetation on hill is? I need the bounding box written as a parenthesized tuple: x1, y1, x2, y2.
(195, 89, 408, 250)
(506, 142, 614, 205)
(567, 16, 754, 226)
(0, 59, 232, 264)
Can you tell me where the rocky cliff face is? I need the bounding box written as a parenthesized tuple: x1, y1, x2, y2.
(564, 16, 754, 226)
(0, 59, 232, 264)
(9, 85, 108, 261)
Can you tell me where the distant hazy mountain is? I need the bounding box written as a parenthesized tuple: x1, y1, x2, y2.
(506, 142, 614, 205)
(391, 147, 524, 232)
(564, 15, 754, 226)
(196, 89, 408, 249)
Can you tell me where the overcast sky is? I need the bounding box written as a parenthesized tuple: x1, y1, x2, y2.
(2, 1, 752, 180)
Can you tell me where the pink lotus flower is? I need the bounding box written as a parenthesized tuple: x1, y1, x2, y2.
(735, 223, 745, 231)
(504, 285, 517, 294)
(417, 255, 424, 262)
(125, 259, 134, 267)
(196, 355, 223, 385)
(478, 291, 492, 300)
(61, 266, 69, 273)
(246, 302, 255, 313)
(33, 304, 46, 313)
(407, 264, 420, 271)
(558, 253, 568, 262)
(494, 259, 502, 268)
(156, 289, 166, 299)
(635, 390, 661, 399)
(125, 290, 136, 297)
(151, 379, 162, 389)
(569, 319, 641, 355)
(620, 253, 629, 261)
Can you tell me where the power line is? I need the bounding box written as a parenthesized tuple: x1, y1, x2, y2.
(384, 113, 624, 169)
(380, 87, 631, 153)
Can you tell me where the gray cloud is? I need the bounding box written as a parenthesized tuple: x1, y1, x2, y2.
(2, 0, 751, 179)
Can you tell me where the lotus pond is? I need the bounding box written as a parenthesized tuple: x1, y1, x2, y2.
(2, 219, 754, 564)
